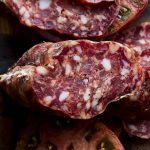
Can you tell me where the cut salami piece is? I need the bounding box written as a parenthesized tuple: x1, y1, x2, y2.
(112, 22, 150, 121)
(107, 0, 148, 36)
(16, 115, 125, 150)
(0, 40, 144, 119)
(123, 120, 150, 139)
(77, 0, 114, 5)
(4, 0, 118, 39)
(113, 22, 150, 69)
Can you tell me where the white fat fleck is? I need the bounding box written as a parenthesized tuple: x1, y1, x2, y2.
(65, 63, 72, 76)
(92, 100, 98, 108)
(61, 105, 68, 111)
(80, 15, 88, 24)
(101, 58, 111, 71)
(39, 0, 51, 10)
(43, 96, 53, 105)
(83, 79, 88, 84)
(19, 6, 30, 19)
(56, 6, 62, 13)
(93, 80, 98, 88)
(121, 67, 130, 76)
(132, 46, 142, 54)
(59, 91, 70, 102)
(73, 55, 81, 62)
(83, 88, 91, 101)
(128, 124, 138, 131)
(77, 103, 82, 109)
(63, 10, 73, 16)
(36, 66, 48, 75)
(86, 102, 91, 110)
(76, 63, 81, 72)
(93, 88, 102, 100)
(97, 103, 103, 111)
(143, 56, 150, 62)
(109, 42, 120, 54)
(138, 39, 146, 44)
(57, 16, 67, 24)
(76, 46, 82, 53)
(139, 30, 145, 37)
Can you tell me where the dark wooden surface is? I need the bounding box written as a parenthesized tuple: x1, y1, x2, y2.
(0, 1, 150, 150)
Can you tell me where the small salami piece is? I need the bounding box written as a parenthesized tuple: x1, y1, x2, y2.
(107, 0, 148, 36)
(0, 40, 143, 119)
(16, 115, 125, 150)
(123, 120, 150, 139)
(113, 22, 150, 69)
(112, 22, 150, 121)
(4, 0, 118, 39)
(77, 0, 114, 5)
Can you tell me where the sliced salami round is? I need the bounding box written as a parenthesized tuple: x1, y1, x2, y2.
(107, 0, 148, 36)
(16, 115, 125, 150)
(113, 22, 150, 69)
(112, 22, 150, 121)
(77, 0, 114, 5)
(0, 40, 144, 119)
(123, 120, 150, 139)
(4, 0, 118, 39)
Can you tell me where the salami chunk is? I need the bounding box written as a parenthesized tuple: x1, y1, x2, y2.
(107, 0, 148, 36)
(16, 115, 125, 150)
(112, 22, 150, 119)
(77, 0, 114, 5)
(123, 120, 150, 139)
(113, 22, 150, 69)
(0, 40, 143, 119)
(4, 0, 118, 39)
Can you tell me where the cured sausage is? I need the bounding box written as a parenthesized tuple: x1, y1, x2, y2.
(77, 0, 114, 5)
(0, 40, 143, 119)
(113, 22, 150, 69)
(16, 115, 125, 150)
(112, 22, 150, 118)
(4, 0, 118, 39)
(107, 0, 148, 36)
(123, 120, 150, 139)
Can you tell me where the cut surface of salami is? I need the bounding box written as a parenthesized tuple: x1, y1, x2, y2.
(16, 115, 125, 150)
(113, 22, 150, 69)
(113, 22, 150, 117)
(0, 40, 143, 119)
(5, 0, 118, 39)
(123, 120, 150, 139)
(107, 0, 148, 36)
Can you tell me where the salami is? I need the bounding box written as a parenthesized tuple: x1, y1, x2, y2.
(123, 120, 150, 139)
(0, 40, 143, 119)
(77, 0, 114, 5)
(112, 22, 150, 119)
(16, 115, 125, 150)
(113, 22, 150, 69)
(4, 0, 118, 39)
(107, 0, 148, 36)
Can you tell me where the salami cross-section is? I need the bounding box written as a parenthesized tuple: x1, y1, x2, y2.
(4, 0, 118, 39)
(112, 22, 150, 139)
(107, 0, 148, 36)
(123, 120, 150, 139)
(16, 115, 125, 150)
(0, 40, 143, 119)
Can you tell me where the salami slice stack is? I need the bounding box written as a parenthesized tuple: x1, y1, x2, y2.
(0, 40, 143, 119)
(2, 0, 148, 40)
